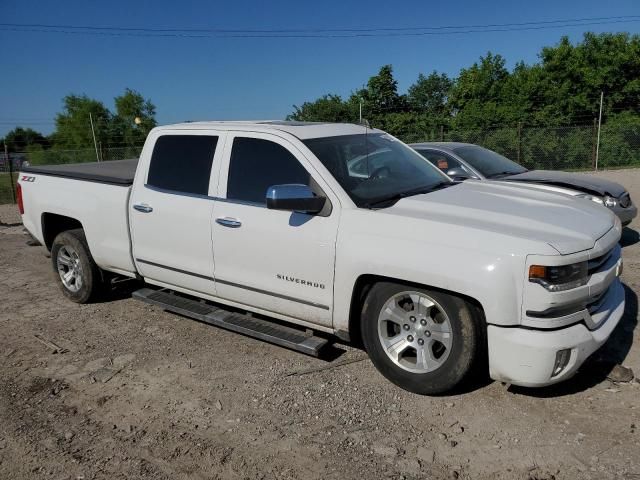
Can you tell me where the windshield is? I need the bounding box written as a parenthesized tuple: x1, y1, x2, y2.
(304, 133, 452, 208)
(453, 145, 527, 178)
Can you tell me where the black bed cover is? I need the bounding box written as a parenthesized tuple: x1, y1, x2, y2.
(21, 159, 139, 186)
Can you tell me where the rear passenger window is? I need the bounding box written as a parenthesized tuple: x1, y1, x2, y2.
(147, 135, 218, 195)
(227, 137, 310, 204)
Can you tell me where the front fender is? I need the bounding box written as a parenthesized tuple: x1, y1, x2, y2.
(332, 210, 552, 333)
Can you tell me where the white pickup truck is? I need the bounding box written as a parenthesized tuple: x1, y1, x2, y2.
(18, 121, 625, 394)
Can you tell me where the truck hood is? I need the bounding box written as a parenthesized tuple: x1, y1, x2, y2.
(386, 181, 615, 255)
(502, 170, 627, 198)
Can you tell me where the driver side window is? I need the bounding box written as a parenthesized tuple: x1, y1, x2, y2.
(419, 150, 464, 174)
(226, 137, 310, 205)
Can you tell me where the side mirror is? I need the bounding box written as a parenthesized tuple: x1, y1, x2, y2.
(446, 167, 471, 181)
(266, 184, 326, 214)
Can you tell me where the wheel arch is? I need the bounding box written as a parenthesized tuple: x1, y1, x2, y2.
(41, 212, 84, 251)
(346, 274, 487, 346)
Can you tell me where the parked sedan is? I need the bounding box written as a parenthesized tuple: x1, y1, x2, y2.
(411, 142, 637, 226)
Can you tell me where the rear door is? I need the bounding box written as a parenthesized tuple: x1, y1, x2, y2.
(130, 131, 224, 294)
(211, 132, 340, 327)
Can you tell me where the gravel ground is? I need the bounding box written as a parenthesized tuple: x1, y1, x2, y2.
(1, 169, 640, 480)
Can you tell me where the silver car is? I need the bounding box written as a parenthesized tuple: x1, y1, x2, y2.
(411, 142, 637, 226)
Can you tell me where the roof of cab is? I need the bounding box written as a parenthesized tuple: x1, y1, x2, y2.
(154, 120, 383, 140)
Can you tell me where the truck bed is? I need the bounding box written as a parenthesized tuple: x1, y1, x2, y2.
(22, 159, 138, 186)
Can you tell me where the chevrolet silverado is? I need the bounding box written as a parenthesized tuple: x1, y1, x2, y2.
(18, 121, 625, 394)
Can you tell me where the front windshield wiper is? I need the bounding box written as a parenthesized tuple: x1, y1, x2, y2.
(363, 181, 454, 209)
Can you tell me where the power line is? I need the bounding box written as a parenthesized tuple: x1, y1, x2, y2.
(1, 16, 639, 38)
(2, 15, 639, 33)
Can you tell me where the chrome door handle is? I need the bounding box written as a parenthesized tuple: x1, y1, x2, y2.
(216, 217, 242, 228)
(133, 203, 153, 213)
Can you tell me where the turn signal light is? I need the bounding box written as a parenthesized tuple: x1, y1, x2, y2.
(528, 265, 546, 279)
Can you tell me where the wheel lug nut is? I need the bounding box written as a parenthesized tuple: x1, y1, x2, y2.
(418, 338, 424, 346)
(407, 335, 414, 342)
(424, 331, 431, 337)
(410, 316, 416, 322)
(403, 324, 410, 331)
(420, 319, 427, 326)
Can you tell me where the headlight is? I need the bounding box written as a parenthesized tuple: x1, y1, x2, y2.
(577, 193, 618, 208)
(619, 192, 631, 208)
(577, 193, 604, 205)
(529, 262, 588, 291)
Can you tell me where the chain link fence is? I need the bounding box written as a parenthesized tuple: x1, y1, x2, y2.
(415, 123, 640, 171)
(2, 121, 640, 204)
(0, 146, 143, 204)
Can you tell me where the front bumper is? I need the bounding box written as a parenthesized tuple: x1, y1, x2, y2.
(487, 278, 625, 387)
(611, 203, 637, 227)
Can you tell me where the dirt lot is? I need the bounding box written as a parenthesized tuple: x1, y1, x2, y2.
(1, 169, 639, 480)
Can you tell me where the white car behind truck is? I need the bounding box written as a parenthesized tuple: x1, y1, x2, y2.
(18, 121, 625, 394)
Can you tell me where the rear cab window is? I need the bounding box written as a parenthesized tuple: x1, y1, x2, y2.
(147, 135, 219, 195)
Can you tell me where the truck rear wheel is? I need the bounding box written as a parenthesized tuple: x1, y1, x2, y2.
(51, 229, 103, 303)
(361, 282, 481, 395)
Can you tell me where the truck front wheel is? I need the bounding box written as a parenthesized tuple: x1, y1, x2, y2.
(361, 282, 482, 395)
(51, 229, 103, 303)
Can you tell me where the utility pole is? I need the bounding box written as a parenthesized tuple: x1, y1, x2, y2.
(5, 142, 16, 203)
(591, 117, 598, 169)
(359, 98, 362, 124)
(89, 112, 100, 162)
(595, 91, 604, 171)
(517, 122, 522, 164)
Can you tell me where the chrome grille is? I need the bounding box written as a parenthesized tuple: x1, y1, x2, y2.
(587, 287, 609, 314)
(588, 248, 614, 274)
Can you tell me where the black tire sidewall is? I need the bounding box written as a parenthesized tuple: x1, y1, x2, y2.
(51, 229, 100, 303)
(361, 282, 479, 395)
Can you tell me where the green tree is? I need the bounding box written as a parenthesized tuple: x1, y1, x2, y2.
(52, 94, 112, 149)
(111, 88, 157, 147)
(599, 112, 640, 168)
(448, 52, 510, 128)
(2, 127, 49, 152)
(359, 65, 405, 115)
(539, 33, 640, 124)
(287, 94, 355, 122)
(500, 62, 551, 125)
(285, 32, 640, 167)
(407, 72, 452, 117)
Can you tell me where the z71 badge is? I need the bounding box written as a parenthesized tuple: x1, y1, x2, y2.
(20, 175, 36, 182)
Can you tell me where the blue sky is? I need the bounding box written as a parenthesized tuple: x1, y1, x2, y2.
(1, 0, 639, 137)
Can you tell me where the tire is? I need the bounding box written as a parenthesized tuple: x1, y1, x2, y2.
(51, 229, 103, 303)
(361, 282, 482, 395)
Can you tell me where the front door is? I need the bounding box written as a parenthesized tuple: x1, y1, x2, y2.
(130, 131, 224, 295)
(211, 133, 339, 327)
